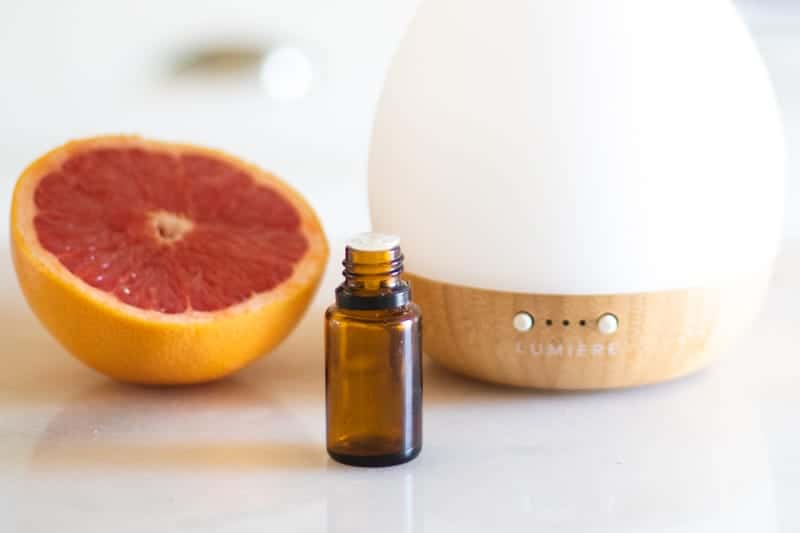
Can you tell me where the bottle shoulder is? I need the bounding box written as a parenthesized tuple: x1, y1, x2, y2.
(326, 303, 421, 323)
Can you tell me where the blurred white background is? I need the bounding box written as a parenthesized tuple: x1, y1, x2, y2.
(0, 0, 797, 246)
(0, 0, 422, 247)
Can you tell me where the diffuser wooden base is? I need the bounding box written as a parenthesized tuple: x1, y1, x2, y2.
(407, 272, 771, 390)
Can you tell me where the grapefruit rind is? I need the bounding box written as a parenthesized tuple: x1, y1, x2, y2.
(11, 135, 328, 384)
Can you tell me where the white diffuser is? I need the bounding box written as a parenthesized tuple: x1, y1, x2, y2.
(368, 0, 785, 389)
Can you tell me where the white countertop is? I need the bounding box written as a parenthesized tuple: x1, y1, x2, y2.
(1, 238, 799, 532)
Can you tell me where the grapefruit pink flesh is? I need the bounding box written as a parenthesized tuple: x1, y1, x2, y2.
(33, 148, 308, 314)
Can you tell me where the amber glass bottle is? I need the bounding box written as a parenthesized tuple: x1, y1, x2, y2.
(325, 233, 422, 467)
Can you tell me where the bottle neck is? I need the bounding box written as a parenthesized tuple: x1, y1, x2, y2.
(336, 246, 410, 310)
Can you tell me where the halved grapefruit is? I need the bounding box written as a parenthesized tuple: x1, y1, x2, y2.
(11, 136, 328, 384)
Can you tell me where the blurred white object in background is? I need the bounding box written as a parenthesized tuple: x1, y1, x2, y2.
(737, 0, 800, 242)
(0, 0, 798, 250)
(260, 45, 316, 102)
(0, 0, 421, 249)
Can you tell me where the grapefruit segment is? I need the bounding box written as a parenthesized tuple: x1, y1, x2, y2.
(11, 136, 328, 384)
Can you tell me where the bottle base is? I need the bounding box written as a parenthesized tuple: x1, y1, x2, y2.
(328, 447, 421, 468)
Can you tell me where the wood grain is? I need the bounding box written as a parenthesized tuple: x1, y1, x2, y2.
(407, 271, 771, 389)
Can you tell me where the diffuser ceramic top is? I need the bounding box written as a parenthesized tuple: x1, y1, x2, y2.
(368, 0, 785, 295)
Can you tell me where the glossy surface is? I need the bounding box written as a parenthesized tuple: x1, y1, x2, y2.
(326, 305, 422, 465)
(0, 244, 798, 531)
(326, 239, 422, 466)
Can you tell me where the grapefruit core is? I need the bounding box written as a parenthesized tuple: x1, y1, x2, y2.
(11, 136, 328, 384)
